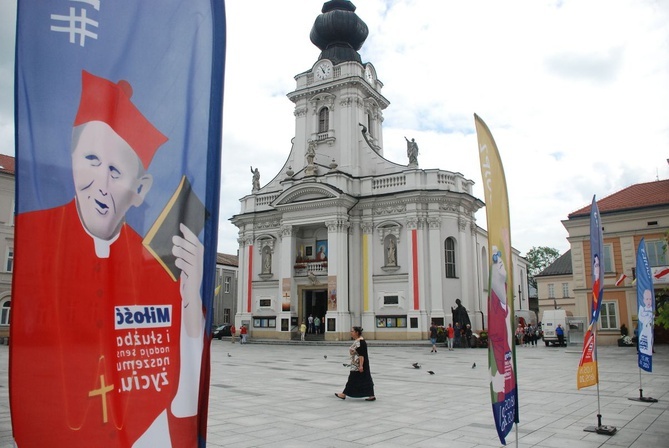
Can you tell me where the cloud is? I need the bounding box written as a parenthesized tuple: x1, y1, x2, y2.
(2, 0, 669, 258)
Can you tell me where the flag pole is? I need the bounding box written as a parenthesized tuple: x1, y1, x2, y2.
(628, 238, 658, 403)
(629, 367, 657, 402)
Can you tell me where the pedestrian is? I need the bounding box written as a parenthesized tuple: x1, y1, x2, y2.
(429, 322, 438, 353)
(314, 316, 321, 335)
(321, 316, 325, 334)
(334, 327, 375, 401)
(446, 323, 455, 351)
(230, 324, 236, 344)
(464, 324, 473, 348)
(530, 324, 537, 347)
(515, 324, 524, 346)
(454, 322, 462, 348)
(300, 321, 306, 341)
(240, 324, 248, 344)
(555, 324, 564, 347)
(308, 314, 314, 334)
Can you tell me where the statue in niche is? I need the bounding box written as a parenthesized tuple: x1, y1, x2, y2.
(306, 141, 316, 166)
(250, 166, 260, 191)
(404, 136, 418, 165)
(262, 247, 271, 274)
(386, 238, 397, 266)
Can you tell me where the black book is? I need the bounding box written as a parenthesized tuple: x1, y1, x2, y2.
(143, 175, 206, 281)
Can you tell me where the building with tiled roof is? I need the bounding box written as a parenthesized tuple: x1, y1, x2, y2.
(0, 154, 14, 340)
(560, 179, 669, 345)
(534, 250, 575, 323)
(213, 252, 239, 327)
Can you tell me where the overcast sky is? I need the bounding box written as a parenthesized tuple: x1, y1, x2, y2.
(2, 0, 668, 258)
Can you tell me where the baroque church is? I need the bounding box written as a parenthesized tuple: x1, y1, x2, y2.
(231, 0, 528, 340)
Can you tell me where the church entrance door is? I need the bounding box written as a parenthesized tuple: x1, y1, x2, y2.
(302, 288, 327, 336)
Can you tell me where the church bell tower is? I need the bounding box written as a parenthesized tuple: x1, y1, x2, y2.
(286, 0, 390, 178)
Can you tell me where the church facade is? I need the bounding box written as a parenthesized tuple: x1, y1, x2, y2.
(231, 0, 528, 341)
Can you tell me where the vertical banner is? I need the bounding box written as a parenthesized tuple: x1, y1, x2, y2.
(636, 238, 654, 372)
(577, 196, 604, 389)
(475, 114, 518, 445)
(10, 1, 226, 447)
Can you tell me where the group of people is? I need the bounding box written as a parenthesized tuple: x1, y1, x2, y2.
(429, 321, 476, 352)
(299, 314, 326, 340)
(229, 324, 248, 344)
(515, 322, 543, 346)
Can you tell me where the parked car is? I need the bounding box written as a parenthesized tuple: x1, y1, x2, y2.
(212, 324, 232, 339)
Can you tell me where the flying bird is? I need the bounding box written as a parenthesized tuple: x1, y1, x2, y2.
(427, 370, 435, 375)
(472, 362, 476, 369)
(412, 363, 421, 369)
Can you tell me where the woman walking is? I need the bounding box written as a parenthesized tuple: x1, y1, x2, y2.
(335, 327, 376, 401)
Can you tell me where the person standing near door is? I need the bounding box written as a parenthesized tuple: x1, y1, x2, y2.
(300, 321, 307, 341)
(308, 314, 314, 334)
(314, 316, 321, 335)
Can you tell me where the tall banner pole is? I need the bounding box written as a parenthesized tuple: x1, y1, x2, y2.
(475, 114, 518, 446)
(628, 238, 658, 403)
(578, 196, 616, 435)
(10, 1, 226, 446)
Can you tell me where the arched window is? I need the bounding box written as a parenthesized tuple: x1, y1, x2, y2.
(445, 237, 456, 278)
(0, 299, 10, 325)
(318, 107, 329, 133)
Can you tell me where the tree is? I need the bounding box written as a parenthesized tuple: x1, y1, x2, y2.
(654, 231, 669, 331)
(525, 246, 561, 288)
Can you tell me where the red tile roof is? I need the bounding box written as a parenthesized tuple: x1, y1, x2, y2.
(0, 154, 15, 175)
(569, 179, 669, 218)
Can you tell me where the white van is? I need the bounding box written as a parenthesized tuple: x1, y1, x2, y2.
(541, 309, 573, 346)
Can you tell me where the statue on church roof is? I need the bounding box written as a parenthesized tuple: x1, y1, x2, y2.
(250, 166, 260, 191)
(405, 137, 418, 166)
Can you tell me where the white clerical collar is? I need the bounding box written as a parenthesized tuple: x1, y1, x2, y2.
(84, 227, 120, 259)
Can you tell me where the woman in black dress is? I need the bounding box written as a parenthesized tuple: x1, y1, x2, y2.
(335, 327, 375, 401)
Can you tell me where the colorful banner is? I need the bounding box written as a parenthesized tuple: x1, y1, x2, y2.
(577, 196, 604, 389)
(475, 114, 518, 445)
(10, 1, 226, 447)
(636, 238, 655, 372)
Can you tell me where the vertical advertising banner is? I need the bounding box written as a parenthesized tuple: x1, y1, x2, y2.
(10, 1, 226, 447)
(475, 114, 518, 445)
(577, 197, 604, 389)
(636, 238, 654, 372)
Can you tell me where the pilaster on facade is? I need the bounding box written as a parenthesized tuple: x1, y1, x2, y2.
(427, 216, 443, 315)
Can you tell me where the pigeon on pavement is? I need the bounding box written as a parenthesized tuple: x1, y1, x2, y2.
(412, 363, 421, 369)
(472, 362, 476, 368)
(427, 370, 435, 375)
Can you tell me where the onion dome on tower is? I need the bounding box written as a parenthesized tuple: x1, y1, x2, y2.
(309, 0, 369, 64)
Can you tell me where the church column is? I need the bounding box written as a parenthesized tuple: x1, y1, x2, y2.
(325, 218, 350, 340)
(278, 224, 296, 336)
(406, 217, 427, 338)
(236, 235, 254, 327)
(458, 216, 474, 329)
(360, 221, 375, 337)
(427, 217, 444, 322)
